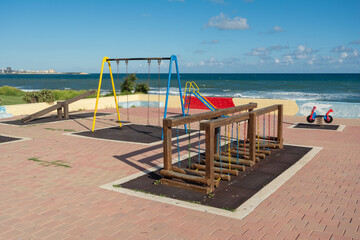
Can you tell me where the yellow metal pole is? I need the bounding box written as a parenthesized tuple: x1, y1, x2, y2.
(92, 56, 108, 132)
(108, 61, 122, 127)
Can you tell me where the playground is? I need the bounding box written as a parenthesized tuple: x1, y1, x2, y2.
(0, 56, 359, 239)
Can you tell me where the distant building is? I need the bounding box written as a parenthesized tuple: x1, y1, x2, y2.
(0, 67, 57, 74)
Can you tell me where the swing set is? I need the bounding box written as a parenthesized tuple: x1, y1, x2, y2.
(92, 55, 187, 132)
(161, 103, 284, 193)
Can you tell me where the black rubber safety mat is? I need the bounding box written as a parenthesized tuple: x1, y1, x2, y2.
(0, 112, 111, 126)
(74, 124, 187, 144)
(294, 123, 339, 130)
(0, 135, 21, 144)
(120, 145, 312, 210)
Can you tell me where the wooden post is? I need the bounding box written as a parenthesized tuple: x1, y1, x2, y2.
(247, 102, 255, 140)
(163, 119, 173, 171)
(277, 105, 283, 148)
(248, 112, 256, 163)
(205, 122, 215, 191)
(57, 102, 63, 119)
(63, 103, 69, 119)
(214, 127, 220, 155)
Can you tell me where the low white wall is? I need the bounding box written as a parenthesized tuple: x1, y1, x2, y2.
(232, 98, 299, 116)
(4, 94, 299, 117)
(4, 94, 185, 117)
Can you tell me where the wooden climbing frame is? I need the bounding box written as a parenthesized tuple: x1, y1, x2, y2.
(161, 103, 257, 193)
(161, 103, 284, 194)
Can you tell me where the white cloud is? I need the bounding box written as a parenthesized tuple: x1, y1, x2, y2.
(245, 45, 288, 56)
(297, 45, 306, 52)
(332, 45, 360, 63)
(282, 55, 294, 64)
(289, 45, 316, 59)
(332, 45, 352, 53)
(307, 57, 315, 65)
(273, 26, 284, 32)
(245, 47, 270, 56)
(340, 52, 348, 59)
(349, 39, 360, 45)
(264, 25, 285, 34)
(205, 12, 249, 30)
(268, 45, 289, 51)
(184, 57, 225, 68)
(274, 58, 280, 63)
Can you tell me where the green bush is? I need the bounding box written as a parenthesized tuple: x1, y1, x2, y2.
(120, 73, 149, 95)
(53, 89, 97, 100)
(0, 86, 25, 96)
(37, 89, 55, 103)
(23, 89, 55, 103)
(53, 90, 85, 100)
(135, 83, 149, 94)
(23, 92, 38, 103)
(120, 73, 137, 94)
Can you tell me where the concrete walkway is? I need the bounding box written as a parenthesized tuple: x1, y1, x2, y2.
(0, 108, 359, 240)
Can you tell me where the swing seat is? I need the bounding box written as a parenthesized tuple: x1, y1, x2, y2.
(116, 120, 130, 123)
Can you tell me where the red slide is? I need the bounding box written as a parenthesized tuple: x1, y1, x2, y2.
(187, 96, 235, 109)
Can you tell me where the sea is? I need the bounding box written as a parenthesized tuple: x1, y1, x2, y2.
(1, 73, 359, 118)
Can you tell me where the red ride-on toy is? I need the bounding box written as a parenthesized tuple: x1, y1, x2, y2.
(306, 106, 333, 124)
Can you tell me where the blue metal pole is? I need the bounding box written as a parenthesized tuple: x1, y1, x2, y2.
(173, 55, 187, 133)
(162, 55, 187, 140)
(163, 58, 172, 121)
(161, 56, 173, 140)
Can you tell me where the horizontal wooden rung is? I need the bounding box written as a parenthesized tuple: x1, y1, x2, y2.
(222, 150, 266, 159)
(161, 178, 212, 194)
(200, 159, 245, 172)
(214, 154, 255, 166)
(160, 169, 210, 186)
(184, 168, 231, 181)
(191, 163, 239, 176)
(172, 167, 221, 187)
(232, 146, 271, 156)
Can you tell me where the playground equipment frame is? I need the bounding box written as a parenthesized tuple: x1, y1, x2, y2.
(92, 55, 187, 132)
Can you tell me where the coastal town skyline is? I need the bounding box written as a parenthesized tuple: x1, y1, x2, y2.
(1, 0, 359, 73)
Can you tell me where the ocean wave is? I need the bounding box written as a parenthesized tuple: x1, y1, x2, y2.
(17, 88, 41, 92)
(206, 90, 359, 102)
(149, 87, 359, 102)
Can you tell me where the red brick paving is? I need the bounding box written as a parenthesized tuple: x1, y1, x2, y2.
(0, 107, 359, 239)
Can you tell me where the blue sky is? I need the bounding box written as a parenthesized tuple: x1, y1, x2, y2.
(0, 0, 359, 73)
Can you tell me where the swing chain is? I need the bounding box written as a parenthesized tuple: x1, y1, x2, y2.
(147, 59, 151, 126)
(116, 60, 120, 105)
(125, 59, 129, 121)
(176, 126, 181, 167)
(158, 59, 161, 127)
